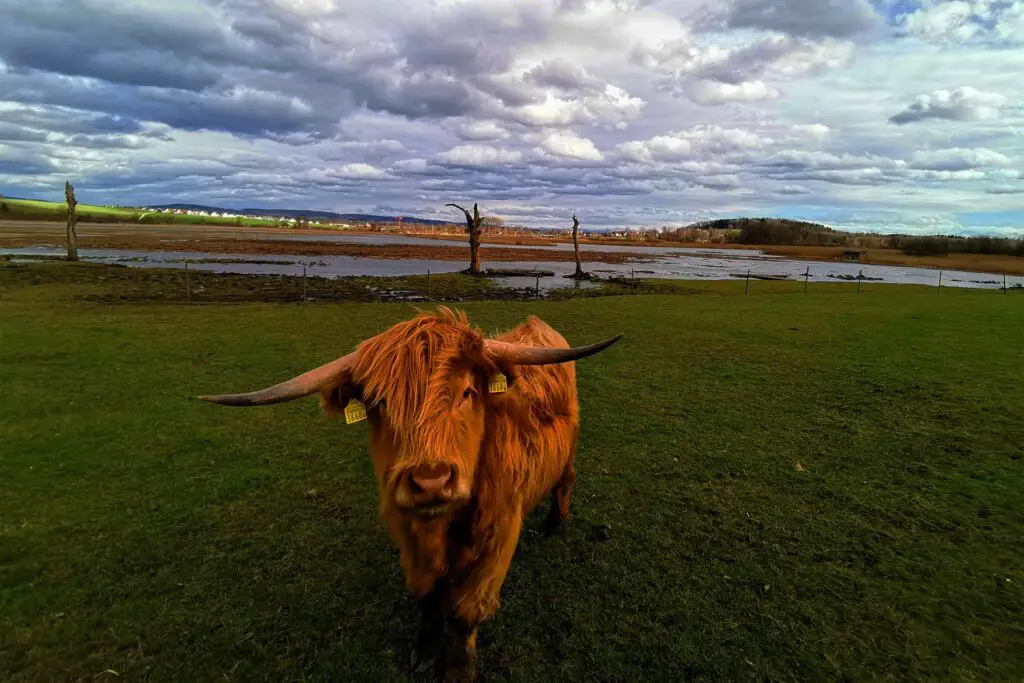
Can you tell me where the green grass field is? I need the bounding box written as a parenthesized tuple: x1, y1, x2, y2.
(0, 197, 284, 228)
(2, 263, 1022, 682)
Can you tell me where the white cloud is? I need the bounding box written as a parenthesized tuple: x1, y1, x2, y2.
(889, 86, 1008, 125)
(898, 0, 1024, 44)
(910, 147, 1012, 171)
(996, 2, 1024, 40)
(436, 144, 523, 167)
(456, 120, 510, 141)
(537, 131, 604, 161)
(333, 162, 388, 179)
(511, 85, 645, 128)
(685, 80, 781, 105)
(791, 124, 831, 142)
(617, 125, 772, 163)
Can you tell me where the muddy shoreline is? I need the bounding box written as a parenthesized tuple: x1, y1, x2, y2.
(2, 219, 1021, 275)
(0, 232, 652, 264)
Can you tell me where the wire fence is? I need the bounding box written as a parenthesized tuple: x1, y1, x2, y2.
(161, 262, 1023, 305)
(2, 255, 1020, 305)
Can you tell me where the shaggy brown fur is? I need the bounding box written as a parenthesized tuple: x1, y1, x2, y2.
(319, 307, 584, 682)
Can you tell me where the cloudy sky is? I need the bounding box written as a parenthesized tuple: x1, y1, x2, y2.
(1, 0, 1022, 235)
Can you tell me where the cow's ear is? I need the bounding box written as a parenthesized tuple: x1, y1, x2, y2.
(318, 373, 359, 417)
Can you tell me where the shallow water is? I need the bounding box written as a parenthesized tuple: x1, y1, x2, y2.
(3, 244, 1020, 292)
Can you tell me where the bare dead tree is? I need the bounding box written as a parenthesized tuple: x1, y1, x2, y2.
(446, 202, 483, 274)
(64, 181, 79, 262)
(571, 213, 585, 279)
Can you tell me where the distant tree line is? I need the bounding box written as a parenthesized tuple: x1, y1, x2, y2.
(885, 234, 1023, 257)
(658, 217, 1022, 257)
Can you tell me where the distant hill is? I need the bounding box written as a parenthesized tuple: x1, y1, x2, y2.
(145, 204, 453, 226)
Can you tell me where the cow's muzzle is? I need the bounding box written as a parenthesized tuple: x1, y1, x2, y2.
(395, 462, 466, 517)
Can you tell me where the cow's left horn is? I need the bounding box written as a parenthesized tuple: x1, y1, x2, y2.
(485, 333, 623, 366)
(197, 350, 358, 406)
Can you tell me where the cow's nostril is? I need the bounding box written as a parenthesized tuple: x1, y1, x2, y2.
(409, 463, 453, 497)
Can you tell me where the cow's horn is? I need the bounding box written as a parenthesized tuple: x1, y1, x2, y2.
(197, 350, 358, 406)
(485, 333, 623, 366)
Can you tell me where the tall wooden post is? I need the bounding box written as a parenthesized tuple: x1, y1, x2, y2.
(446, 202, 483, 274)
(64, 181, 79, 262)
(571, 213, 584, 279)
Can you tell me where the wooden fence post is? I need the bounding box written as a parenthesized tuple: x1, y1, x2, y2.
(64, 181, 78, 262)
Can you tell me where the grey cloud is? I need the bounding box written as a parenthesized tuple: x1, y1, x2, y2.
(910, 148, 1012, 172)
(694, 36, 816, 85)
(0, 1, 241, 90)
(0, 146, 63, 175)
(62, 134, 152, 150)
(361, 72, 489, 120)
(709, 0, 881, 39)
(83, 160, 236, 190)
(0, 123, 50, 143)
(0, 159, 59, 175)
(645, 33, 854, 105)
(456, 121, 510, 142)
(0, 105, 151, 136)
(889, 87, 1008, 125)
(778, 169, 891, 186)
(526, 59, 602, 93)
(2, 46, 221, 92)
(0, 69, 334, 137)
(402, 36, 514, 79)
(0, 0, 640, 140)
(473, 75, 540, 108)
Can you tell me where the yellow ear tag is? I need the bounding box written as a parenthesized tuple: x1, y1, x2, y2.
(344, 399, 367, 424)
(489, 372, 507, 394)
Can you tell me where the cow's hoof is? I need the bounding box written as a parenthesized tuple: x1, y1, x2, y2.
(410, 648, 437, 674)
(410, 627, 445, 674)
(542, 514, 566, 537)
(410, 633, 444, 674)
(443, 661, 477, 683)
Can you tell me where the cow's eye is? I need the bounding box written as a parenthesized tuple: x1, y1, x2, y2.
(462, 386, 475, 400)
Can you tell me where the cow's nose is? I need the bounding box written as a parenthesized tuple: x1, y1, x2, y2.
(409, 462, 454, 497)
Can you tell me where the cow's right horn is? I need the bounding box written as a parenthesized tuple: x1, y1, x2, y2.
(485, 333, 623, 366)
(197, 350, 358, 406)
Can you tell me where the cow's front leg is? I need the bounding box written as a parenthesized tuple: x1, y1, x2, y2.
(441, 616, 478, 683)
(442, 514, 524, 683)
(411, 583, 447, 673)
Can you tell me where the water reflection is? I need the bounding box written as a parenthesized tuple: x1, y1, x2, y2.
(3, 244, 1020, 292)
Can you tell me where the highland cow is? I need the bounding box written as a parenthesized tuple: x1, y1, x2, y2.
(199, 307, 622, 682)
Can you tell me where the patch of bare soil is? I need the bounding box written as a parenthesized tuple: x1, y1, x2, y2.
(0, 232, 653, 264)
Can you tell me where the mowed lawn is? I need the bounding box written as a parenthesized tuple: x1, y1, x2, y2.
(2, 285, 1022, 682)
